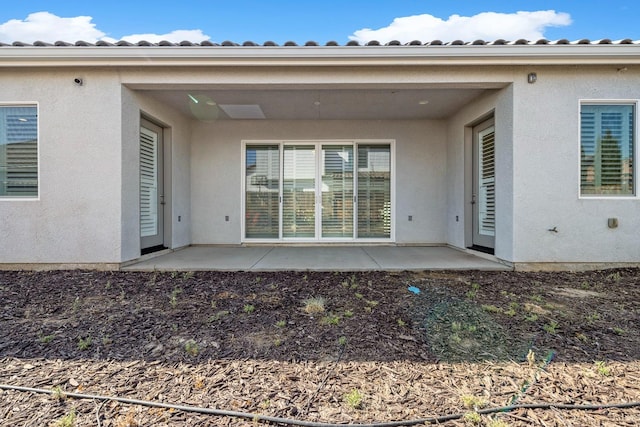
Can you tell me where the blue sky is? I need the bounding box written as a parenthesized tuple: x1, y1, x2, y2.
(0, 1, 638, 44)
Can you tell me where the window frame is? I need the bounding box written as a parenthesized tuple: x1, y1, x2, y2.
(578, 100, 638, 199)
(0, 102, 39, 200)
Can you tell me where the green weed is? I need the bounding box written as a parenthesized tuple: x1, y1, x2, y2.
(397, 318, 406, 327)
(275, 320, 286, 328)
(461, 395, 487, 410)
(169, 286, 182, 308)
(55, 409, 77, 427)
(209, 310, 230, 322)
(77, 337, 92, 351)
(243, 304, 255, 314)
(343, 309, 354, 318)
(51, 386, 66, 401)
(481, 304, 503, 314)
(303, 297, 326, 314)
(321, 313, 340, 325)
(524, 313, 539, 322)
(466, 283, 480, 300)
(504, 302, 518, 316)
(543, 320, 559, 335)
(594, 360, 611, 376)
(39, 333, 55, 344)
(338, 336, 347, 346)
(613, 327, 625, 335)
(344, 389, 364, 409)
(463, 412, 482, 425)
(184, 339, 199, 356)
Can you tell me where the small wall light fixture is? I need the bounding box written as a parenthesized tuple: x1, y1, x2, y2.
(73, 77, 83, 86)
(527, 72, 537, 84)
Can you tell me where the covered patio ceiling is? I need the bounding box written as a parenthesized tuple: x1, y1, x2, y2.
(142, 87, 496, 121)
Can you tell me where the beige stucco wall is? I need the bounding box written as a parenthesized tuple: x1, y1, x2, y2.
(0, 69, 124, 263)
(190, 119, 447, 244)
(510, 66, 640, 263)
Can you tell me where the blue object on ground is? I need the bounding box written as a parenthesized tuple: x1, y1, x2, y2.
(408, 286, 421, 294)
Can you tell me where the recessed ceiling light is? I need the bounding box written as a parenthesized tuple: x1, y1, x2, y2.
(206, 100, 217, 106)
(418, 100, 429, 105)
(187, 94, 199, 104)
(313, 101, 321, 106)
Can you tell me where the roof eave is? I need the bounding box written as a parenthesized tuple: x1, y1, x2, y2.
(0, 45, 639, 67)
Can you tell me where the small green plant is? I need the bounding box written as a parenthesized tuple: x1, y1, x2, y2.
(105, 280, 111, 290)
(463, 411, 482, 425)
(607, 271, 622, 282)
(504, 302, 518, 316)
(243, 304, 255, 314)
(529, 294, 544, 303)
(275, 320, 286, 328)
(613, 327, 625, 335)
(466, 283, 480, 299)
(354, 292, 364, 299)
(451, 321, 463, 332)
(101, 336, 113, 346)
(576, 332, 588, 342)
(170, 270, 180, 279)
(209, 310, 230, 322)
(526, 349, 536, 367)
(580, 281, 592, 290)
(343, 309, 354, 318)
(344, 389, 364, 410)
(184, 339, 199, 356)
(303, 297, 326, 314)
(273, 338, 282, 346)
(321, 313, 340, 326)
(366, 300, 379, 308)
(169, 286, 182, 308)
(71, 296, 81, 312)
(594, 360, 611, 376)
(39, 333, 55, 344)
(487, 418, 510, 427)
(55, 409, 77, 427)
(543, 320, 559, 335)
(586, 312, 600, 323)
(77, 337, 92, 351)
(461, 395, 487, 410)
(481, 304, 503, 314)
(397, 318, 406, 327)
(524, 313, 539, 322)
(338, 336, 347, 346)
(182, 271, 194, 280)
(51, 386, 66, 401)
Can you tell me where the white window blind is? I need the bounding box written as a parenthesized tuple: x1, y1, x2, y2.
(283, 145, 316, 238)
(245, 145, 280, 238)
(140, 127, 158, 237)
(0, 106, 38, 197)
(478, 127, 495, 236)
(357, 145, 391, 238)
(321, 145, 354, 238)
(581, 104, 634, 196)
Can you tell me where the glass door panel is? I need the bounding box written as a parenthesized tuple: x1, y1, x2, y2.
(321, 145, 354, 238)
(245, 145, 280, 238)
(357, 145, 391, 238)
(283, 145, 316, 238)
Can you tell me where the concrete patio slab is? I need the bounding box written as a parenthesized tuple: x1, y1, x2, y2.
(123, 245, 510, 271)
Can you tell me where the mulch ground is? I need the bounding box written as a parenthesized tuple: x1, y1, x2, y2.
(0, 268, 639, 426)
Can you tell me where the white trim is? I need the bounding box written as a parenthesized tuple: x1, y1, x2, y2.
(0, 102, 40, 201)
(2, 45, 640, 67)
(241, 139, 395, 244)
(578, 99, 638, 199)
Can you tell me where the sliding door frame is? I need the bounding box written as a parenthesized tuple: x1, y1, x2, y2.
(241, 139, 395, 243)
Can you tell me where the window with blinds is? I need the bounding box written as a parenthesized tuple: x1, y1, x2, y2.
(245, 145, 280, 238)
(479, 127, 495, 236)
(322, 145, 354, 238)
(357, 145, 391, 238)
(0, 106, 38, 197)
(581, 104, 635, 196)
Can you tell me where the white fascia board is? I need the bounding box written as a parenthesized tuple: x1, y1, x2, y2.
(0, 45, 639, 67)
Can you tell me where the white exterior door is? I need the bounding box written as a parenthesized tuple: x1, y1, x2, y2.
(140, 119, 164, 252)
(472, 118, 496, 252)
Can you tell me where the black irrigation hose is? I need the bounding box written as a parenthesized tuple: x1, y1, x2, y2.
(1, 383, 640, 427)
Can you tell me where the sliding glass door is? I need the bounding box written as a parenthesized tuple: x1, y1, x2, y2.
(244, 141, 391, 241)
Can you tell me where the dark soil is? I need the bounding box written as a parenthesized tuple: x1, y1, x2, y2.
(1, 268, 639, 426)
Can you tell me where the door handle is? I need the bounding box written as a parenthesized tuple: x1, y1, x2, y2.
(160, 194, 166, 205)
(471, 194, 476, 205)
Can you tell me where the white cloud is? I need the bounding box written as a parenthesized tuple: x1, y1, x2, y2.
(0, 11, 105, 43)
(0, 11, 210, 44)
(104, 29, 210, 44)
(350, 10, 572, 44)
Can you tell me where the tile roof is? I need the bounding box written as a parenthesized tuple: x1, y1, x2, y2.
(1, 38, 638, 47)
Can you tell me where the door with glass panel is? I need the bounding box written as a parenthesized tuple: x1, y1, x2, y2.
(244, 142, 391, 241)
(140, 119, 164, 252)
(472, 118, 495, 252)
